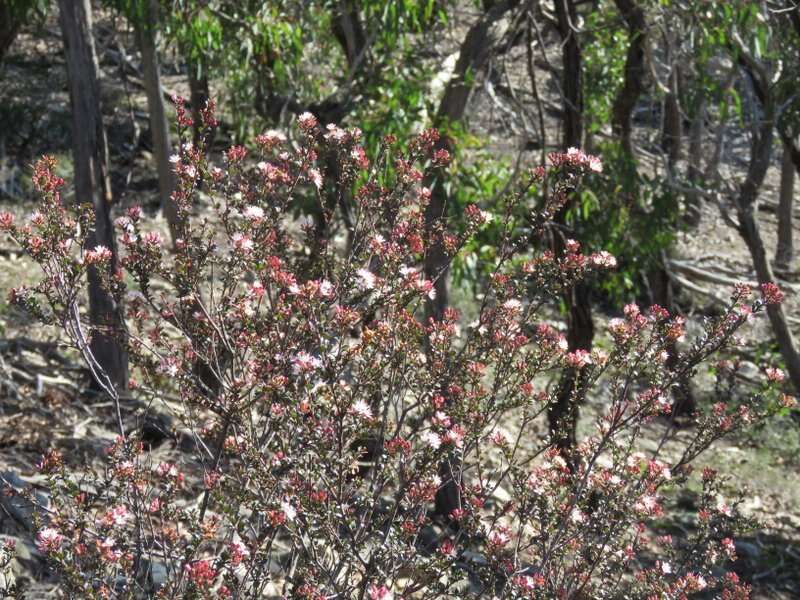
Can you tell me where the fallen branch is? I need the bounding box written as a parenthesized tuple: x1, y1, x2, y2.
(760, 199, 800, 219)
(667, 259, 800, 294)
(0, 337, 78, 367)
(669, 272, 728, 306)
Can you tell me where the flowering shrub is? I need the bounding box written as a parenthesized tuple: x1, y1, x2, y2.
(0, 107, 789, 599)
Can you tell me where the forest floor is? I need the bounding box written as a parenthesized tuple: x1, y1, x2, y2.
(1, 7, 800, 599)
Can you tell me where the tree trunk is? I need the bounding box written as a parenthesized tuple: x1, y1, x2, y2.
(0, 1, 22, 63)
(739, 206, 800, 389)
(188, 61, 212, 149)
(662, 67, 682, 172)
(424, 0, 518, 321)
(331, 1, 366, 68)
(133, 0, 180, 246)
(548, 282, 593, 456)
(58, 0, 128, 391)
(683, 99, 706, 227)
(610, 12, 692, 414)
(425, 0, 519, 517)
(734, 63, 800, 392)
(648, 262, 695, 415)
(550, 0, 592, 465)
(775, 141, 795, 273)
(554, 0, 583, 150)
(611, 0, 647, 155)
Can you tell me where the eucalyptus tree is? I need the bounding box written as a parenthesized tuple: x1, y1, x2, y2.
(58, 0, 129, 392)
(130, 0, 180, 244)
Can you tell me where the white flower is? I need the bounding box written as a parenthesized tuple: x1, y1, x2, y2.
(298, 112, 317, 129)
(357, 268, 377, 290)
(249, 280, 265, 297)
(243, 205, 265, 220)
(423, 431, 442, 450)
(104, 505, 130, 527)
(570, 509, 585, 523)
(160, 359, 179, 377)
(232, 232, 254, 252)
(308, 168, 323, 189)
(488, 529, 511, 547)
(229, 540, 250, 565)
(324, 124, 347, 144)
(292, 351, 322, 374)
(350, 399, 373, 420)
(319, 279, 335, 298)
(36, 528, 63, 552)
(590, 250, 617, 268)
(261, 130, 286, 145)
(281, 500, 297, 522)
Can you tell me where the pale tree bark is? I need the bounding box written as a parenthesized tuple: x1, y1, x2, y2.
(661, 66, 695, 415)
(58, 0, 128, 391)
(775, 141, 795, 273)
(133, 0, 180, 246)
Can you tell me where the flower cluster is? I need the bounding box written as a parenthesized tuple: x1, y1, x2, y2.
(1, 107, 785, 599)
(547, 146, 603, 173)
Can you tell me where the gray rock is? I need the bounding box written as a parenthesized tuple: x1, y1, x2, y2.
(137, 558, 170, 593)
(734, 540, 761, 561)
(0, 471, 50, 532)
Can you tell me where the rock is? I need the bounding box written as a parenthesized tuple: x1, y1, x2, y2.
(416, 525, 440, 556)
(734, 540, 761, 561)
(0, 471, 50, 532)
(137, 558, 169, 592)
(138, 412, 174, 449)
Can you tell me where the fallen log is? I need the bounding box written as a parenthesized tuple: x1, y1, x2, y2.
(667, 259, 799, 294)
